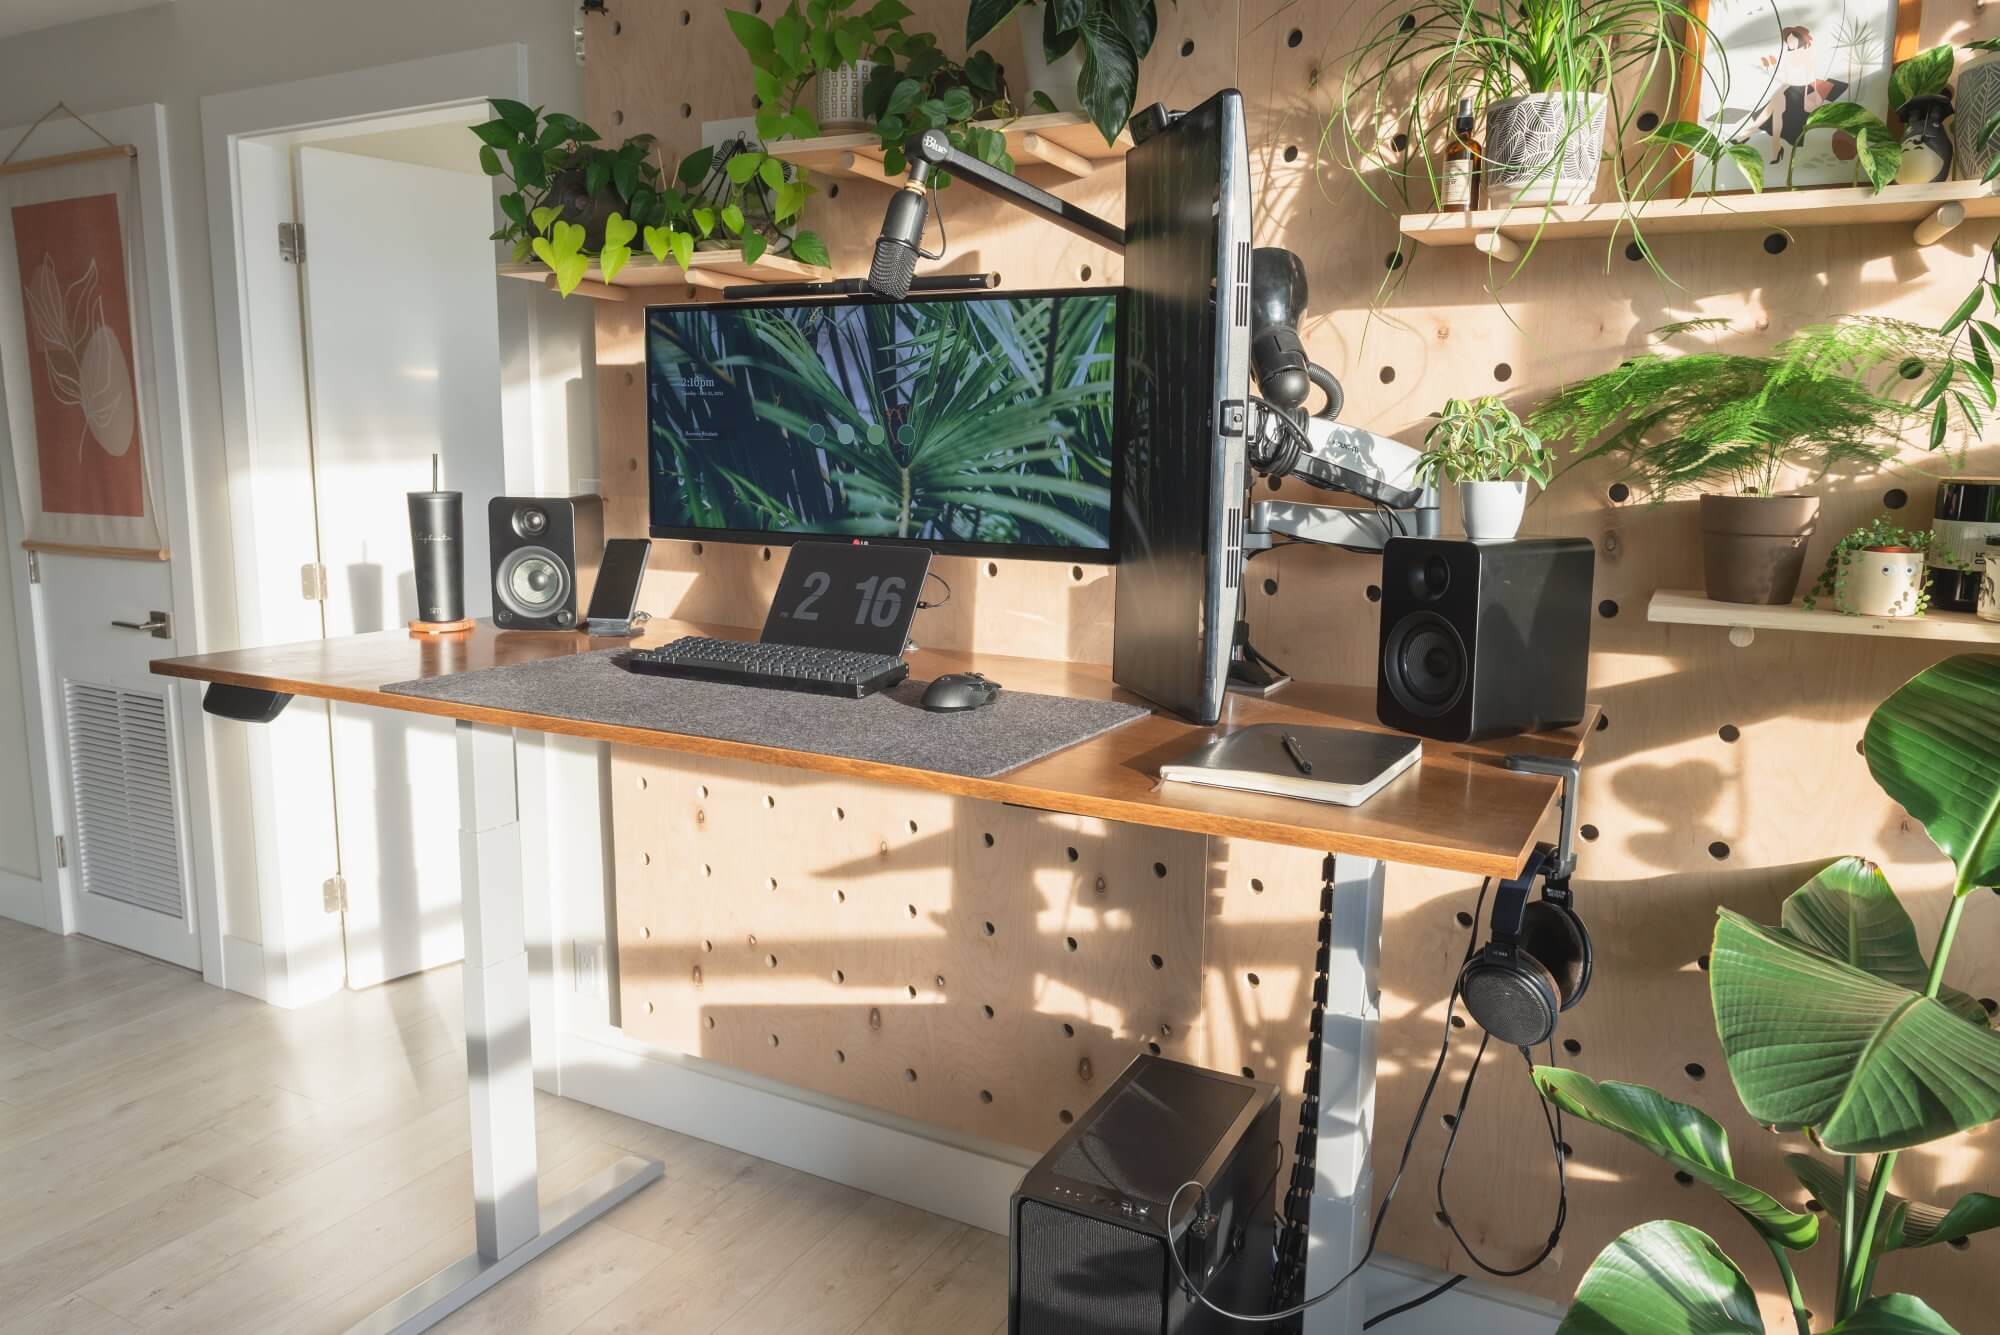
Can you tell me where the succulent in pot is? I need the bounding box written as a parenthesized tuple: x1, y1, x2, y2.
(1529, 319, 1956, 605)
(1804, 515, 1934, 618)
(1413, 395, 1553, 541)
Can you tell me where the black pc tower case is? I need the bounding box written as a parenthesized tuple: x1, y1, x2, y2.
(1009, 1056, 1281, 1334)
(1113, 91, 1253, 726)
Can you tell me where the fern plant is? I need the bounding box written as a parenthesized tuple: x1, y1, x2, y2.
(1528, 320, 1954, 499)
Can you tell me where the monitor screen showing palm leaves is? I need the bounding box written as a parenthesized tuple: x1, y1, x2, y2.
(645, 291, 1120, 560)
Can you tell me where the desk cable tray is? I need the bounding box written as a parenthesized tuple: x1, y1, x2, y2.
(382, 648, 1148, 780)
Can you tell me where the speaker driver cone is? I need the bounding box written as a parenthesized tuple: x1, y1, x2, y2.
(1382, 611, 1467, 718)
(496, 546, 570, 619)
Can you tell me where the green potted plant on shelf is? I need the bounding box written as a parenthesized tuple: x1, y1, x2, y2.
(1334, 0, 1712, 223)
(864, 39, 1019, 177)
(728, 0, 915, 134)
(471, 100, 828, 295)
(1413, 395, 1554, 540)
(1803, 514, 1934, 618)
(1535, 653, 2000, 1335)
(1529, 319, 1948, 605)
(964, 0, 1174, 144)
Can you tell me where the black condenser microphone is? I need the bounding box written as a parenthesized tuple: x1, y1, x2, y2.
(867, 181, 928, 298)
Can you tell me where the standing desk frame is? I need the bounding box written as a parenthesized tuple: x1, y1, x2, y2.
(153, 619, 1591, 1335)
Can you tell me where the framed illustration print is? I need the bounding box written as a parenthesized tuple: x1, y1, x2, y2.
(1672, 0, 1921, 194)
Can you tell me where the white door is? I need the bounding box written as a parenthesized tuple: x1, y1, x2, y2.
(295, 145, 505, 988)
(37, 552, 199, 968)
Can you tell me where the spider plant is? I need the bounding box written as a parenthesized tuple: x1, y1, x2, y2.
(1331, 0, 1717, 289)
(648, 298, 1115, 549)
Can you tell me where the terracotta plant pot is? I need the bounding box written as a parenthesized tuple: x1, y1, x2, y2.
(1838, 546, 1927, 617)
(1699, 494, 1820, 605)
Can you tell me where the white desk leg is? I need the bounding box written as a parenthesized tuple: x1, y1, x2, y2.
(345, 721, 662, 1335)
(1303, 854, 1384, 1335)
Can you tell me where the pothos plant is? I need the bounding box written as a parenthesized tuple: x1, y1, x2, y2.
(472, 100, 827, 296)
(1535, 654, 2000, 1335)
(1802, 514, 1935, 614)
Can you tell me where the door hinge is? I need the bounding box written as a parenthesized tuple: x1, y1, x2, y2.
(301, 563, 328, 601)
(25, 550, 39, 584)
(54, 835, 65, 869)
(322, 874, 347, 913)
(278, 221, 305, 264)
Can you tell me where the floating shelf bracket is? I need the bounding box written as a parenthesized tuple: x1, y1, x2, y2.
(1914, 201, 1966, 246)
(1473, 230, 1521, 264)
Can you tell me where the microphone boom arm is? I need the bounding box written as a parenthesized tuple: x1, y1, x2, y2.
(897, 130, 1127, 254)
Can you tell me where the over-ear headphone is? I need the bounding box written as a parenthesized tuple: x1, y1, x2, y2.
(1459, 756, 1591, 1047)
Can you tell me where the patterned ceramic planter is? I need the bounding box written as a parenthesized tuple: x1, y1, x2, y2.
(1485, 92, 1608, 206)
(815, 60, 877, 131)
(1955, 54, 2000, 187)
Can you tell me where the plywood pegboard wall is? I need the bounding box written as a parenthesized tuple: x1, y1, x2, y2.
(584, 1, 2000, 1325)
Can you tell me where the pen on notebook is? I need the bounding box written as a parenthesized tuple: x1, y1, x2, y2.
(1281, 733, 1312, 776)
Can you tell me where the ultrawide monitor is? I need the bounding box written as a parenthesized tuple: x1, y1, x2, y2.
(645, 289, 1121, 561)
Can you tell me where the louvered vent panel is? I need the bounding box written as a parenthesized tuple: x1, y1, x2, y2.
(63, 682, 186, 920)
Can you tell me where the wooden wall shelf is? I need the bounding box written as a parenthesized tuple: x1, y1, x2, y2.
(1648, 589, 2000, 648)
(764, 111, 1130, 186)
(496, 249, 832, 301)
(1401, 180, 2000, 256)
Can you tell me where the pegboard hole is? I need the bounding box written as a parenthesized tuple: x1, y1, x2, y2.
(1263, 576, 1279, 596)
(1062, 1022, 1076, 1037)
(1559, 1141, 1574, 1158)
(1240, 1066, 1255, 1078)
(1595, 714, 1609, 732)
(613, 109, 624, 126)
(646, 999, 655, 1013)
(1981, 997, 1998, 1016)
(1948, 1238, 1971, 1252)
(1562, 1038, 1582, 1056)
(1366, 584, 1382, 602)
(1378, 366, 1396, 384)
(1494, 362, 1513, 382)
(765, 953, 778, 968)
(835, 1048, 846, 1062)
(702, 938, 713, 952)
(983, 1004, 995, 1018)
(1698, 953, 1711, 971)
(1079, 264, 1092, 281)
(905, 1068, 918, 1082)
(1579, 824, 1599, 842)
(1708, 841, 1731, 861)
(1072, 565, 1084, 580)
(705, 1014, 715, 1028)
(764, 794, 776, 809)
(692, 542, 704, 555)
(1718, 724, 1742, 744)
(1684, 1062, 1706, 1081)
(908, 819, 919, 834)
(767, 1033, 780, 1047)
(1153, 861, 1168, 878)
(680, 8, 691, 23)
(1391, 132, 1409, 155)
(834, 889, 845, 904)
(986, 561, 999, 576)
(1608, 482, 1631, 503)
(1623, 241, 1646, 263)
(1450, 1014, 1467, 1030)
(906, 983, 918, 998)
(833, 968, 845, 983)
(1283, 145, 1299, 163)
(1636, 110, 1660, 132)
(1441, 1112, 1458, 1129)
(1148, 1041, 1163, 1055)
(681, 103, 693, 119)
(1287, 27, 1303, 46)
(1066, 936, 1079, 952)
(828, 181, 843, 200)
(767, 875, 778, 891)
(907, 903, 918, 918)
(1455, 910, 1475, 928)
(1179, 38, 1194, 56)
(1883, 487, 1908, 510)
(1059, 1109, 1075, 1124)
(935, 974, 947, 989)
(1246, 971, 1261, 987)
(637, 774, 648, 791)
(1598, 598, 1619, 619)
(640, 924, 651, 938)
(1066, 846, 1079, 862)
(983, 920, 996, 936)
(983, 832, 995, 847)
(1763, 232, 1788, 255)
(1674, 1170, 1695, 1187)
(762, 547, 772, 561)
(1150, 953, 1164, 970)
(611, 19, 623, 34)
(834, 805, 845, 820)
(1250, 878, 1265, 893)
(1384, 251, 1404, 272)
(979, 1089, 994, 1103)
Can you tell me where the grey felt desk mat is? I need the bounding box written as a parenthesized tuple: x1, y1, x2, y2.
(381, 648, 1149, 779)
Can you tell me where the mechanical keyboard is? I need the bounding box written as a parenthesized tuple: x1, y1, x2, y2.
(625, 636, 909, 699)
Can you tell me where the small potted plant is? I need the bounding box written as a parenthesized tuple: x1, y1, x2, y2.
(728, 0, 915, 134)
(1892, 45, 1955, 185)
(1530, 320, 1947, 605)
(1804, 514, 1934, 617)
(1413, 395, 1553, 540)
(865, 39, 1019, 177)
(965, 0, 1174, 144)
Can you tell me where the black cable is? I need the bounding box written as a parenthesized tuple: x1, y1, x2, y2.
(1362, 1274, 1465, 1330)
(1163, 879, 1492, 1324)
(1433, 1035, 1569, 1278)
(916, 570, 951, 610)
(1248, 396, 1313, 479)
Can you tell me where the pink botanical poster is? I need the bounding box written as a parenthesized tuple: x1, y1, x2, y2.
(11, 192, 143, 518)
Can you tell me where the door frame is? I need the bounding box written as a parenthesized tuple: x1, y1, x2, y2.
(0, 103, 216, 977)
(201, 44, 543, 1005)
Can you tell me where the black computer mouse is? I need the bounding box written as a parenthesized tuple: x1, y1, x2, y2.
(920, 672, 1001, 712)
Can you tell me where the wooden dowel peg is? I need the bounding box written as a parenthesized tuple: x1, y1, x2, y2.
(1914, 202, 1966, 246)
(1018, 131, 1094, 179)
(1474, 231, 1522, 263)
(1727, 625, 1756, 648)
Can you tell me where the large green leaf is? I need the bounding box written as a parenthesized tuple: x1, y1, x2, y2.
(1788, 1153, 2000, 1252)
(1074, 5, 1139, 145)
(1534, 1069, 1817, 1249)
(1864, 655, 2000, 894)
(1780, 858, 1989, 1025)
(964, 0, 1024, 46)
(1711, 910, 2000, 1152)
(1830, 1295, 1961, 1333)
(1557, 1221, 1763, 1335)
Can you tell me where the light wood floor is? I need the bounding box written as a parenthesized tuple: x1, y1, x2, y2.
(0, 917, 1008, 1335)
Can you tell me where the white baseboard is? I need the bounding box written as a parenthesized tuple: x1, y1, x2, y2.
(0, 869, 47, 930)
(219, 933, 268, 1001)
(552, 1024, 1563, 1334)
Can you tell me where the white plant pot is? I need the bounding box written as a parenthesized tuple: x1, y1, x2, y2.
(1955, 53, 2000, 188)
(1837, 548, 1927, 617)
(1016, 6, 1085, 112)
(1458, 480, 1529, 541)
(1484, 92, 1608, 207)
(814, 60, 877, 131)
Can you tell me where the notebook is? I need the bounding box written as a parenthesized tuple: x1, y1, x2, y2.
(1158, 724, 1422, 807)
